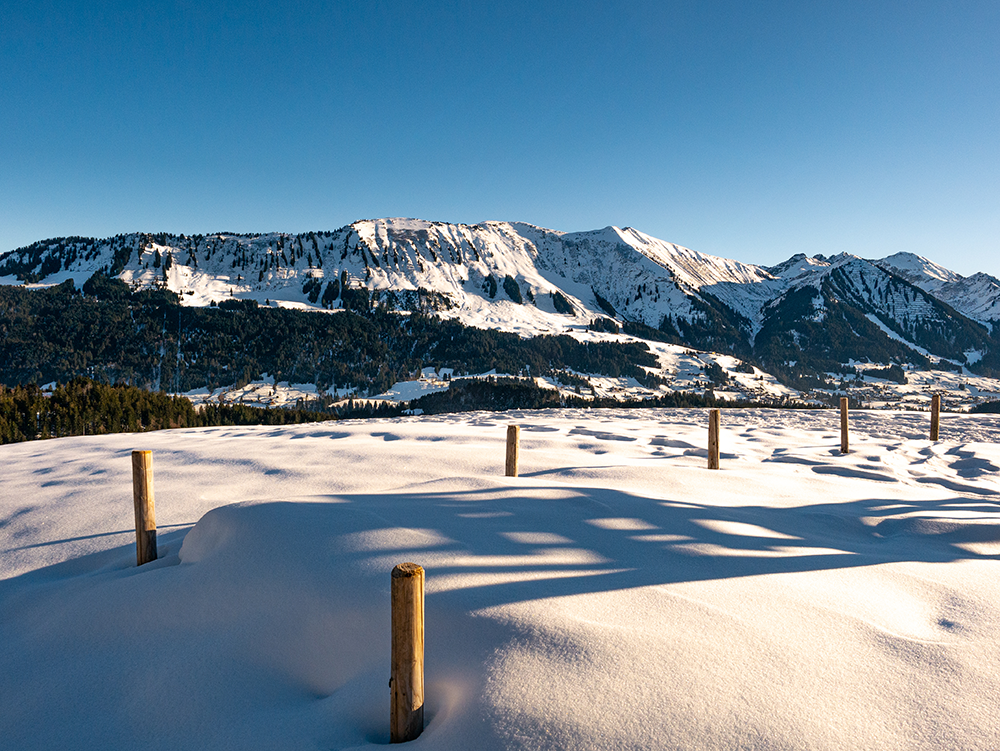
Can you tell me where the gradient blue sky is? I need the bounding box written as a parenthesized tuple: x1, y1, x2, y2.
(2, 1, 998, 276)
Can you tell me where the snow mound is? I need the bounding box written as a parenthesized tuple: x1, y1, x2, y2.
(2, 409, 1000, 749)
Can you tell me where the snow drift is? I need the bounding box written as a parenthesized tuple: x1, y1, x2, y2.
(1, 409, 999, 749)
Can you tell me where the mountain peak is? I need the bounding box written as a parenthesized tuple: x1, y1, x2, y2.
(767, 253, 830, 280)
(876, 251, 964, 289)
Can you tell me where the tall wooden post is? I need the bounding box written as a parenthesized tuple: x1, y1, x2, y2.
(505, 425, 520, 477)
(131, 450, 157, 566)
(930, 394, 941, 442)
(708, 409, 720, 470)
(840, 397, 849, 454)
(391, 562, 424, 744)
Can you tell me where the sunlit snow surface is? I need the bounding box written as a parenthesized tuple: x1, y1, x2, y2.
(2, 409, 999, 750)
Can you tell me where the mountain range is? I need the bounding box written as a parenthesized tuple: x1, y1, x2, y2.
(2, 218, 1000, 397)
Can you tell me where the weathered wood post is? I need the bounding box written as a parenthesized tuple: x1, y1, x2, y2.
(930, 394, 941, 442)
(708, 409, 720, 470)
(391, 562, 425, 743)
(505, 425, 520, 477)
(840, 397, 849, 454)
(131, 450, 157, 566)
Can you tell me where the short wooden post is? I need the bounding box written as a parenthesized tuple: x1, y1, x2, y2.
(840, 397, 849, 454)
(708, 409, 720, 470)
(505, 425, 520, 477)
(930, 394, 941, 442)
(131, 450, 157, 566)
(391, 562, 424, 744)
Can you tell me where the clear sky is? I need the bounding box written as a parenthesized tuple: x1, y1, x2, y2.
(2, 1, 998, 277)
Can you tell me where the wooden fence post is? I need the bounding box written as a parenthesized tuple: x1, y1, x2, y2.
(505, 425, 520, 477)
(391, 562, 425, 744)
(131, 450, 157, 566)
(840, 397, 849, 454)
(708, 409, 720, 470)
(930, 394, 941, 442)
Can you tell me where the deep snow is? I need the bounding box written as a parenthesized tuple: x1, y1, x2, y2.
(1, 408, 999, 749)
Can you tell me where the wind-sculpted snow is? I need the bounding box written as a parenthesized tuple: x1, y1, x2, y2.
(1, 409, 999, 749)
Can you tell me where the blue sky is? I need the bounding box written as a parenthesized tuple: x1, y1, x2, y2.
(2, 1, 997, 276)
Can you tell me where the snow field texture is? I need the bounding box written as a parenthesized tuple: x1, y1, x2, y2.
(1, 408, 999, 750)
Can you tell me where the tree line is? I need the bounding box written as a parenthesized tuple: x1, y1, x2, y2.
(0, 275, 664, 396)
(0, 378, 339, 445)
(0, 375, 714, 446)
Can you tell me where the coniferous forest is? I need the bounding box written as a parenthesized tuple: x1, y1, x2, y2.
(3, 269, 994, 445)
(0, 378, 344, 444)
(0, 375, 729, 445)
(0, 276, 662, 395)
(0, 275, 684, 443)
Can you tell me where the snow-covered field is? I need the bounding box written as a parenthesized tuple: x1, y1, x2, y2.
(172, 335, 1000, 413)
(2, 408, 999, 750)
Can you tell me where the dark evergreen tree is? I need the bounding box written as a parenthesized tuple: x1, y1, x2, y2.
(503, 275, 523, 304)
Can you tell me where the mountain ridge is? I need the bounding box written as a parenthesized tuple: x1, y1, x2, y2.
(2, 219, 999, 387)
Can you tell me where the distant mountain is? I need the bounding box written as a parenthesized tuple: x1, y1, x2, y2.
(876, 252, 1000, 324)
(875, 251, 964, 292)
(2, 219, 999, 388)
(756, 253, 994, 385)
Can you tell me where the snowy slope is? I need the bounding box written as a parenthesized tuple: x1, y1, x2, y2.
(2, 409, 999, 750)
(512, 223, 784, 331)
(2, 222, 996, 344)
(766, 252, 832, 281)
(4, 224, 998, 340)
(877, 252, 1000, 325)
(752, 252, 995, 371)
(826, 255, 941, 327)
(2, 221, 999, 391)
(934, 273, 1000, 326)
(876, 251, 964, 293)
(0, 221, 794, 339)
(770, 252, 941, 323)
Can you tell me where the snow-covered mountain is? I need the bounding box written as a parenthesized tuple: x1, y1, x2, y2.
(2, 219, 999, 381)
(876, 252, 1000, 324)
(935, 273, 1000, 324)
(875, 251, 964, 293)
(758, 252, 993, 368)
(0, 219, 785, 337)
